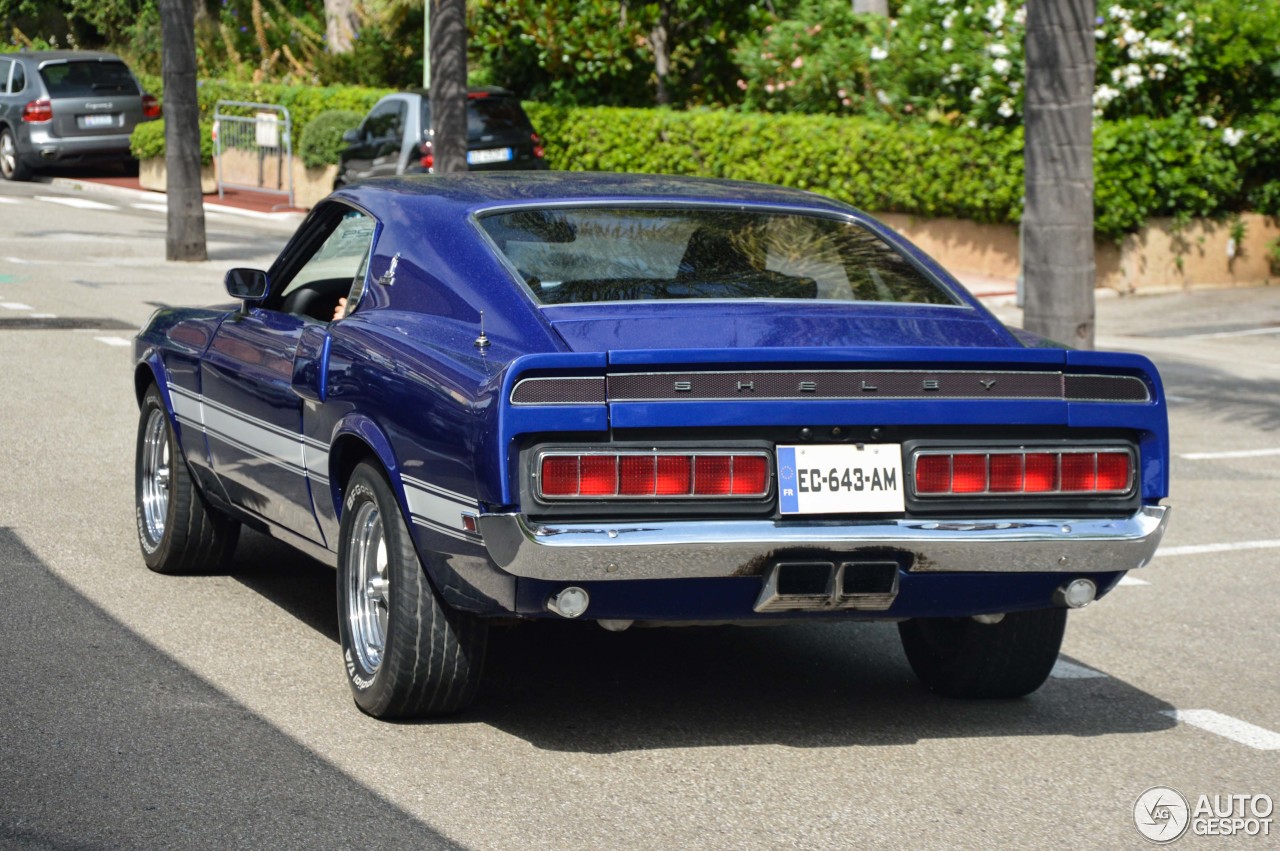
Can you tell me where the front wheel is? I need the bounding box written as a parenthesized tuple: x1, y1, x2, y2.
(898, 608, 1066, 698)
(135, 384, 240, 573)
(336, 462, 487, 718)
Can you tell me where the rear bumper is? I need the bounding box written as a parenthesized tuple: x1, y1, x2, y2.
(477, 505, 1170, 582)
(20, 128, 133, 165)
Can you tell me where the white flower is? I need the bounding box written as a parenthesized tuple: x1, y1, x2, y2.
(970, 86, 984, 102)
(1150, 63, 1168, 81)
(950, 62, 964, 75)
(988, 43, 1010, 57)
(942, 13, 955, 30)
(1198, 115, 1218, 129)
(1013, 6, 1026, 26)
(997, 101, 1014, 118)
(992, 58, 1011, 75)
(876, 89, 892, 105)
(1175, 11, 1187, 23)
(1095, 29, 1106, 40)
(942, 37, 955, 52)
(984, 1, 1007, 30)
(1223, 128, 1245, 147)
(870, 46, 889, 61)
(1093, 84, 1120, 107)
(1108, 5, 1130, 22)
(1146, 39, 1175, 56)
(1122, 27, 1145, 44)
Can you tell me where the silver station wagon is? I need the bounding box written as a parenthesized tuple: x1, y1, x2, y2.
(0, 50, 159, 181)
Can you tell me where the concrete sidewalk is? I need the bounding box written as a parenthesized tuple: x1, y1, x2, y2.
(45, 172, 308, 226)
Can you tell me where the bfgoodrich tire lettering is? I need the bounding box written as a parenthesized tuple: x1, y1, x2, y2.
(897, 607, 1066, 698)
(336, 462, 487, 718)
(135, 384, 240, 573)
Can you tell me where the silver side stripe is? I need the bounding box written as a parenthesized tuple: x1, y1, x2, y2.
(403, 475, 480, 540)
(167, 384, 478, 540)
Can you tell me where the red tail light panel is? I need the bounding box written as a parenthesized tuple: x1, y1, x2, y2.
(911, 448, 1135, 497)
(536, 451, 772, 500)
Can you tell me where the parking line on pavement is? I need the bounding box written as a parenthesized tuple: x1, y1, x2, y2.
(0, 197, 18, 204)
(1, 302, 33, 310)
(1181, 326, 1280, 340)
(1180, 447, 1280, 460)
(35, 195, 119, 211)
(94, 336, 132, 348)
(1117, 576, 1149, 586)
(1156, 540, 1280, 558)
(1161, 710, 1280, 751)
(132, 202, 170, 214)
(1050, 660, 1108, 679)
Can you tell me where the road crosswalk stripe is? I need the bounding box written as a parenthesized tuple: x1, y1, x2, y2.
(1161, 709, 1280, 751)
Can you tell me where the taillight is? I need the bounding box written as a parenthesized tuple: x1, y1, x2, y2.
(22, 98, 52, 123)
(141, 93, 161, 119)
(532, 132, 545, 159)
(418, 141, 434, 170)
(538, 452, 770, 499)
(913, 449, 1133, 496)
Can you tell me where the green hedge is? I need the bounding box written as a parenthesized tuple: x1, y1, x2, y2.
(527, 103, 1280, 241)
(129, 118, 214, 166)
(133, 78, 1279, 240)
(297, 109, 364, 170)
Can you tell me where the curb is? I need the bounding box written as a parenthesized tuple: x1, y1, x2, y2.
(43, 176, 306, 226)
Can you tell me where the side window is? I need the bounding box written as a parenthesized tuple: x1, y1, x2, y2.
(274, 209, 377, 322)
(10, 61, 23, 93)
(0, 60, 10, 94)
(364, 101, 406, 141)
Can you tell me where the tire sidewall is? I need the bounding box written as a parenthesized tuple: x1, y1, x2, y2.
(135, 389, 177, 568)
(336, 465, 412, 712)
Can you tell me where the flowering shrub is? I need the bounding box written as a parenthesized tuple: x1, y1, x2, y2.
(736, 0, 1280, 134)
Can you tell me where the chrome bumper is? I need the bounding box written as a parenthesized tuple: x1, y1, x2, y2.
(476, 505, 1170, 582)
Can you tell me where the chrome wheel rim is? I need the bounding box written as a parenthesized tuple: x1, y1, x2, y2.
(346, 500, 389, 673)
(0, 133, 15, 178)
(140, 408, 172, 543)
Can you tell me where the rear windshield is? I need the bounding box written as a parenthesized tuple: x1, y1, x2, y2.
(477, 207, 956, 306)
(39, 60, 139, 97)
(420, 96, 533, 139)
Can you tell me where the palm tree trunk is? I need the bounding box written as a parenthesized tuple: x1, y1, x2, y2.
(160, 0, 207, 262)
(1023, 0, 1096, 349)
(429, 0, 467, 174)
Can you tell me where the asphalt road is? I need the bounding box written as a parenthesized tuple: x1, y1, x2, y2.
(1, 179, 1276, 850)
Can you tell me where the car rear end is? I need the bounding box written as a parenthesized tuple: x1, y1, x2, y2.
(17, 53, 158, 171)
(412, 89, 547, 172)
(466, 200, 1170, 626)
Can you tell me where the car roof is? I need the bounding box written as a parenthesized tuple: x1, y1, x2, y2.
(0, 50, 126, 64)
(334, 172, 860, 219)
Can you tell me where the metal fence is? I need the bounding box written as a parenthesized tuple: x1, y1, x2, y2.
(213, 100, 294, 209)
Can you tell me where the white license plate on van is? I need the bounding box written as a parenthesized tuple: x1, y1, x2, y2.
(777, 444, 905, 514)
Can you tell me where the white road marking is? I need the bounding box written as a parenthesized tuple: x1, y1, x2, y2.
(1180, 447, 1280, 460)
(1050, 659, 1108, 679)
(132, 202, 170, 213)
(34, 195, 118, 211)
(1161, 709, 1280, 751)
(1, 302, 33, 310)
(1165, 394, 1192, 403)
(29, 313, 56, 319)
(3, 256, 34, 264)
(1117, 575, 1149, 586)
(1157, 540, 1280, 558)
(1181, 326, 1280, 340)
(0, 196, 18, 204)
(94, 336, 132, 347)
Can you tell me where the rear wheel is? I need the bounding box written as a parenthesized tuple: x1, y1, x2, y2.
(337, 462, 487, 718)
(135, 384, 240, 573)
(0, 128, 31, 182)
(898, 608, 1066, 698)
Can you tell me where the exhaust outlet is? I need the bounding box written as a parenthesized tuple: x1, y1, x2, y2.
(754, 560, 901, 613)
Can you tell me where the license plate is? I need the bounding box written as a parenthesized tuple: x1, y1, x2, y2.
(467, 147, 513, 165)
(80, 113, 116, 129)
(777, 444, 905, 514)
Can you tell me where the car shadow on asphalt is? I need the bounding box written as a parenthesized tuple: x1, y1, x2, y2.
(0, 527, 460, 849)
(227, 531, 1178, 753)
